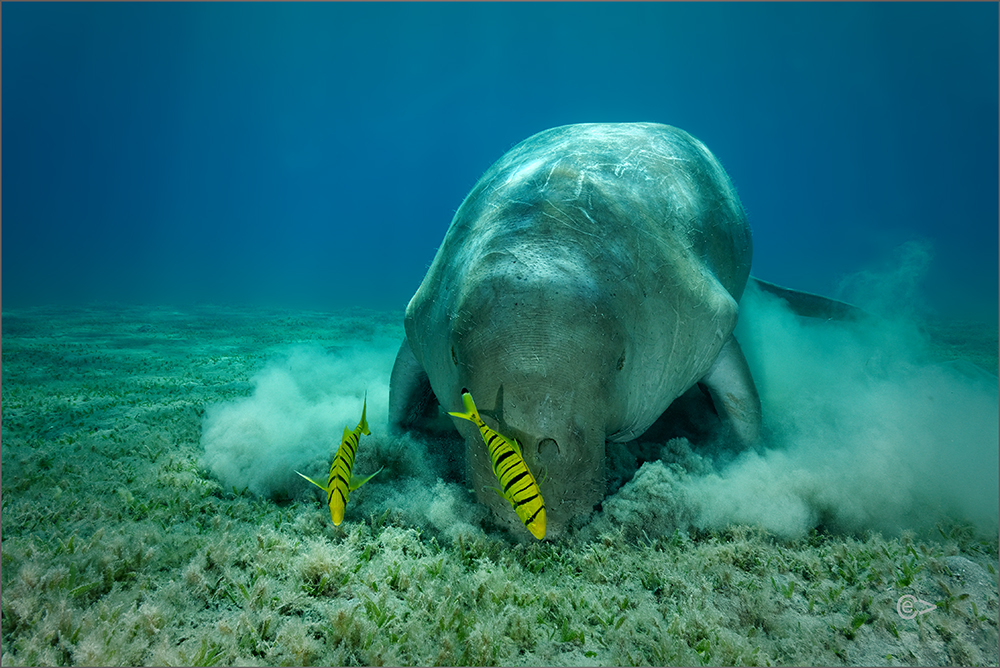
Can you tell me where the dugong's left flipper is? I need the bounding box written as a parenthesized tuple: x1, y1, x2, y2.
(699, 336, 762, 447)
(389, 339, 434, 432)
(389, 338, 436, 433)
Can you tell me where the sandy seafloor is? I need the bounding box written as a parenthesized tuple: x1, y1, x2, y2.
(2, 302, 998, 667)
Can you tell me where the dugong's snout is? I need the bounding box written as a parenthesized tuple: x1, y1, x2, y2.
(444, 283, 625, 539)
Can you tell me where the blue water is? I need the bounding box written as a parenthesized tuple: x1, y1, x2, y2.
(3, 3, 997, 319)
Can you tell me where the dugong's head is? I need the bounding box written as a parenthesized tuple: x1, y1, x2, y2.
(442, 261, 628, 540)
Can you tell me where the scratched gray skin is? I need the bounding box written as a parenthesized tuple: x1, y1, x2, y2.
(389, 122, 764, 540)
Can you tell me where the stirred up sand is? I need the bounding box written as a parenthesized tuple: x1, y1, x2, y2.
(2, 302, 997, 666)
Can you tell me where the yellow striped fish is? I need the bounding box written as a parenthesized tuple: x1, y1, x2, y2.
(449, 389, 546, 540)
(296, 395, 382, 525)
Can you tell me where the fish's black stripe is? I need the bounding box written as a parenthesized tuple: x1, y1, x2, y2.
(503, 471, 529, 494)
(525, 505, 545, 525)
(510, 479, 535, 499)
(488, 443, 507, 461)
(493, 449, 515, 470)
(496, 456, 523, 481)
(330, 463, 352, 484)
(490, 446, 509, 465)
(514, 492, 540, 508)
(496, 459, 522, 483)
(333, 487, 348, 506)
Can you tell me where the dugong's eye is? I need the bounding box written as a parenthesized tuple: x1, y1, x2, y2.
(616, 352, 625, 371)
(451, 346, 459, 366)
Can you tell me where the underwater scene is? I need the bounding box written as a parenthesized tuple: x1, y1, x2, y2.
(3, 3, 998, 667)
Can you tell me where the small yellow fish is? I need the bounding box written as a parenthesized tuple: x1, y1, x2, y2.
(449, 389, 546, 540)
(296, 395, 382, 525)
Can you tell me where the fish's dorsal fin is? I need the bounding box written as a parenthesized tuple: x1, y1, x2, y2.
(478, 385, 517, 442)
(357, 393, 371, 436)
(349, 466, 383, 491)
(477, 385, 503, 425)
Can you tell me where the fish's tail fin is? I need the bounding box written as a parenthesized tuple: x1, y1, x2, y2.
(296, 470, 330, 492)
(447, 389, 480, 423)
(357, 392, 370, 436)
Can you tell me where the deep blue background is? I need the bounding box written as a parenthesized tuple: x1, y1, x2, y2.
(4, 3, 997, 318)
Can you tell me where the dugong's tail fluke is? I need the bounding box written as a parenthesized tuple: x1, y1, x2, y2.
(750, 277, 866, 321)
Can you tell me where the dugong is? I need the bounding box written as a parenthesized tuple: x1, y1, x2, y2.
(389, 122, 764, 540)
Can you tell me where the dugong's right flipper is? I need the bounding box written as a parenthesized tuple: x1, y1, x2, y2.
(388, 338, 438, 433)
(699, 336, 762, 447)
